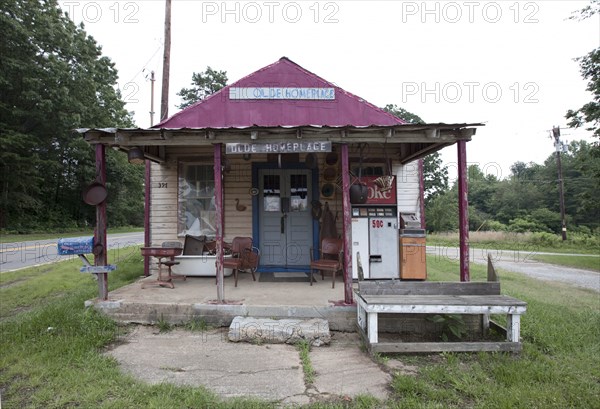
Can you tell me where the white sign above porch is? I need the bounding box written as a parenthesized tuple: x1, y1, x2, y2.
(226, 141, 332, 154)
(229, 87, 335, 100)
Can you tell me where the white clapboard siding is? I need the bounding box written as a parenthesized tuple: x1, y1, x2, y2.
(222, 156, 252, 241)
(393, 160, 421, 221)
(150, 161, 178, 247)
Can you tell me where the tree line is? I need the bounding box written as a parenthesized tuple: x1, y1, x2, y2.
(425, 141, 599, 235)
(1, 0, 143, 232)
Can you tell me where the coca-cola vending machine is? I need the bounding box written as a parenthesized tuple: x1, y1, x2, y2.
(351, 176, 399, 279)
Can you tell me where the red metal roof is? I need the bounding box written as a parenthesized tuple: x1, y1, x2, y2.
(155, 57, 405, 129)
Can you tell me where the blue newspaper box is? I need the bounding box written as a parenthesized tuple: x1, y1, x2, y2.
(57, 236, 94, 255)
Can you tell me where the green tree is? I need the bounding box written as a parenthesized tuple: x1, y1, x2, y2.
(0, 0, 138, 230)
(177, 67, 228, 109)
(426, 191, 458, 232)
(566, 1, 599, 139)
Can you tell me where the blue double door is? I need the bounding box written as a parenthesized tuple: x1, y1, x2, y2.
(258, 169, 313, 268)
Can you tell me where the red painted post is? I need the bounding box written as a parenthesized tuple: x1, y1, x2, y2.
(418, 159, 426, 229)
(95, 144, 109, 300)
(457, 140, 470, 282)
(214, 143, 224, 303)
(144, 160, 151, 277)
(340, 144, 353, 304)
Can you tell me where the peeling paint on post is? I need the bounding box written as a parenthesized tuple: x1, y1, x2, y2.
(214, 144, 224, 302)
(457, 140, 470, 282)
(341, 144, 353, 304)
(95, 144, 109, 300)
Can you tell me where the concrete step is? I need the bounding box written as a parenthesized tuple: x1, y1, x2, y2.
(228, 316, 331, 346)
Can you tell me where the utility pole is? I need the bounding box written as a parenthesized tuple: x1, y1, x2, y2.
(552, 126, 567, 241)
(160, 0, 172, 121)
(149, 70, 155, 126)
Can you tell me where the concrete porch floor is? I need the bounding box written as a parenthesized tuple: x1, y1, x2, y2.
(87, 272, 358, 331)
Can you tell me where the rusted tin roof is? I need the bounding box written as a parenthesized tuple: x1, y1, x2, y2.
(154, 57, 406, 129)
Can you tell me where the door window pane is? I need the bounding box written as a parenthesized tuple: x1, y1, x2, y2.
(290, 174, 308, 212)
(179, 163, 216, 237)
(263, 174, 280, 212)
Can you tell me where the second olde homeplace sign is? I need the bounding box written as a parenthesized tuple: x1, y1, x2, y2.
(226, 141, 332, 154)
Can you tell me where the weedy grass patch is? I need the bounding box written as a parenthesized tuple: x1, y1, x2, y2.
(1, 248, 599, 408)
(386, 258, 600, 408)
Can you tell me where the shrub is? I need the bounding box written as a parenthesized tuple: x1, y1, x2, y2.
(530, 232, 561, 247)
(508, 218, 543, 233)
(484, 220, 508, 232)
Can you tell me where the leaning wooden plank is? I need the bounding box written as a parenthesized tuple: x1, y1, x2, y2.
(487, 254, 499, 282)
(371, 342, 522, 354)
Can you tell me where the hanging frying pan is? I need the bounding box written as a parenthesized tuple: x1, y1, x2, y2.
(82, 182, 108, 205)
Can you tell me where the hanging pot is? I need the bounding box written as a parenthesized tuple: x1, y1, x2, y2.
(82, 182, 108, 205)
(349, 183, 368, 204)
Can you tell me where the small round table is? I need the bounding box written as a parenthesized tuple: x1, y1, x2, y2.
(141, 247, 184, 289)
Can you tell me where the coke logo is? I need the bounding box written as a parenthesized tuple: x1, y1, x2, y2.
(367, 186, 392, 200)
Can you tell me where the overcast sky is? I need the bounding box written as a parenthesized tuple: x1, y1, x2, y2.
(59, 0, 599, 180)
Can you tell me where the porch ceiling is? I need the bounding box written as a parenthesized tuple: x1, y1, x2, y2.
(77, 122, 483, 164)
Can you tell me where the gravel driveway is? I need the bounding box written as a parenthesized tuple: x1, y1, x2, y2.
(427, 246, 600, 292)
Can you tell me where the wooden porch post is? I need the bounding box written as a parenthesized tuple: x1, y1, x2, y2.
(214, 143, 225, 302)
(418, 159, 426, 229)
(457, 140, 470, 282)
(340, 144, 353, 304)
(95, 144, 109, 300)
(143, 160, 151, 276)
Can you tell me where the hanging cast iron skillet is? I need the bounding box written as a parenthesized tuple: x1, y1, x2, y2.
(82, 182, 108, 205)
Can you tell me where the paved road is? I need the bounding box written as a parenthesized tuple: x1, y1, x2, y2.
(426, 245, 600, 292)
(0, 232, 144, 273)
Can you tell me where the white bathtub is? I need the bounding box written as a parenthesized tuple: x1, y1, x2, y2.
(173, 254, 233, 277)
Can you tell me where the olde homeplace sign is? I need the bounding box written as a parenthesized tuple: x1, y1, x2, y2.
(226, 141, 332, 154)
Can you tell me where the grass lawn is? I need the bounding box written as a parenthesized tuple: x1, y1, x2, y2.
(0, 227, 144, 244)
(1, 251, 599, 408)
(530, 254, 600, 272)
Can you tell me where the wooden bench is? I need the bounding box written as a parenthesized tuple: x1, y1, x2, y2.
(355, 272, 527, 353)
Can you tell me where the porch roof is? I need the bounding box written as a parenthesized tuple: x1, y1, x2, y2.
(78, 123, 483, 164)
